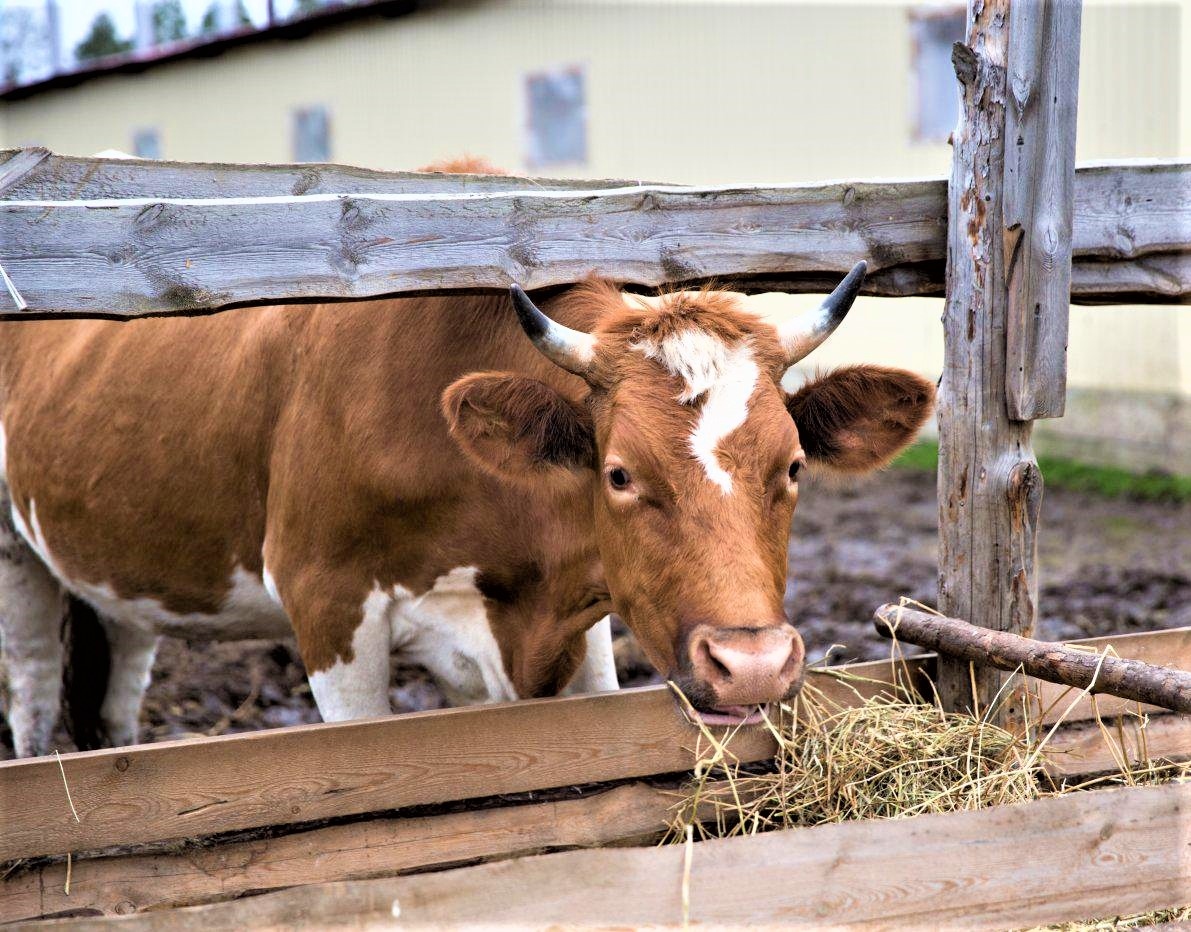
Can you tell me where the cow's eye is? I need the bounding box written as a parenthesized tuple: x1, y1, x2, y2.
(607, 466, 632, 491)
(788, 460, 802, 482)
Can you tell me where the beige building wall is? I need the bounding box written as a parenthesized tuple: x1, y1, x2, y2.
(1, 0, 1187, 468)
(1, 1, 1183, 177)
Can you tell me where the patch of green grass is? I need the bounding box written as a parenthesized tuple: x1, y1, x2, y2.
(891, 440, 1191, 503)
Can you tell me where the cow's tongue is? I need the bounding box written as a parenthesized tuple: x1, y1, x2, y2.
(694, 705, 766, 727)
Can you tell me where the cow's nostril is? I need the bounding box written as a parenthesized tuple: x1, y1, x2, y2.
(699, 640, 732, 680)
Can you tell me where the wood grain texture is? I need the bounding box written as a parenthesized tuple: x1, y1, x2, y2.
(0, 177, 948, 317)
(937, 4, 1042, 728)
(1003, 0, 1081, 419)
(1036, 626, 1191, 723)
(3, 629, 1185, 867)
(875, 604, 1191, 714)
(29, 782, 1191, 930)
(0, 662, 911, 864)
(0, 147, 50, 197)
(5, 630, 1189, 923)
(0, 781, 677, 924)
(0, 148, 650, 200)
(1046, 712, 1191, 779)
(0, 147, 1185, 316)
(0, 686, 744, 863)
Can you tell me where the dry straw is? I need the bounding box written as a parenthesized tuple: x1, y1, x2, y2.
(666, 602, 1190, 927)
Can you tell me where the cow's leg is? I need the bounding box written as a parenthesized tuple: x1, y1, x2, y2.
(561, 615, 619, 696)
(97, 620, 159, 748)
(291, 589, 393, 723)
(0, 524, 67, 757)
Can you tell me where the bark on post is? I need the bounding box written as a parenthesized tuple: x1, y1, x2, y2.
(937, 0, 1081, 728)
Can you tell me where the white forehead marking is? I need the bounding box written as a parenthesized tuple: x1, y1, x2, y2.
(633, 330, 759, 493)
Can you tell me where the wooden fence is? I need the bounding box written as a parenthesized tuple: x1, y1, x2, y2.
(0, 149, 1186, 317)
(2, 0, 1191, 925)
(3, 626, 1190, 925)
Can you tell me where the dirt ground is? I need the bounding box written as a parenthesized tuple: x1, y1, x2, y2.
(6, 468, 1191, 751)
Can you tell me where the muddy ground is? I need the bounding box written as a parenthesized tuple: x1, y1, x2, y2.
(6, 468, 1191, 750)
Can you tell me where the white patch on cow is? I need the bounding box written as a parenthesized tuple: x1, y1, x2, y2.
(308, 589, 393, 722)
(394, 566, 517, 706)
(633, 331, 759, 493)
(308, 566, 516, 723)
(9, 500, 289, 640)
(561, 615, 619, 696)
(262, 565, 282, 606)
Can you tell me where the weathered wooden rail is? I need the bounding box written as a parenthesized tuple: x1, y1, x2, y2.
(45, 781, 1187, 931)
(0, 149, 1186, 317)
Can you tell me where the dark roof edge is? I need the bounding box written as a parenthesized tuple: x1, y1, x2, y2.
(0, 0, 425, 103)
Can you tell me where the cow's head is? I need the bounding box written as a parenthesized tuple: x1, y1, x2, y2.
(443, 264, 934, 723)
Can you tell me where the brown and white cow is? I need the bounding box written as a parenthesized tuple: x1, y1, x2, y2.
(0, 261, 933, 757)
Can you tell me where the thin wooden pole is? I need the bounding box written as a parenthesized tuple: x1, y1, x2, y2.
(873, 604, 1191, 715)
(937, 0, 1082, 726)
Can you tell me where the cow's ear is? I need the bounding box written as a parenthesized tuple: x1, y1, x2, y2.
(443, 372, 596, 482)
(786, 365, 935, 473)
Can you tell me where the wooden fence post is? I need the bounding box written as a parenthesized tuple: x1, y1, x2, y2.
(937, 0, 1082, 726)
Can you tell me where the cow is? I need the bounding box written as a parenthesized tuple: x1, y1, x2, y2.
(0, 257, 934, 758)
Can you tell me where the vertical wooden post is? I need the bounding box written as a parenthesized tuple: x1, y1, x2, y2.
(937, 0, 1082, 727)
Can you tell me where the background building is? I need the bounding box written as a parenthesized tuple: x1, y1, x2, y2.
(1, 0, 1187, 471)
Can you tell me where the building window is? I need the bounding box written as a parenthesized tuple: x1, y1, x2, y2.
(293, 106, 331, 162)
(132, 127, 161, 159)
(524, 66, 587, 168)
(909, 7, 966, 143)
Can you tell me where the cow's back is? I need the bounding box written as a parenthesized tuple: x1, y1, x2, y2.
(0, 306, 299, 633)
(0, 292, 579, 637)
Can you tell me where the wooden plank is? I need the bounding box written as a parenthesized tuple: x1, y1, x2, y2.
(0, 156, 1185, 317)
(6, 709, 1185, 926)
(0, 685, 746, 863)
(0, 148, 648, 200)
(0, 661, 910, 865)
(1, 626, 1182, 866)
(30, 782, 1191, 930)
(0, 781, 677, 924)
(5, 633, 1187, 924)
(1037, 626, 1191, 724)
(1003, 0, 1082, 419)
(936, 2, 1041, 728)
(0, 177, 948, 317)
(1046, 712, 1191, 779)
(0, 147, 50, 197)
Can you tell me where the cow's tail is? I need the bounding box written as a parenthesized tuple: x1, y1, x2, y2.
(61, 595, 111, 751)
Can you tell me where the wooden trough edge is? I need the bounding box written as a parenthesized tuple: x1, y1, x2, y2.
(24, 781, 1191, 931)
(0, 781, 681, 924)
(3, 625, 1189, 866)
(0, 149, 1186, 316)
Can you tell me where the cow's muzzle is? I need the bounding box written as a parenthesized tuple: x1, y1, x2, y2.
(677, 624, 805, 725)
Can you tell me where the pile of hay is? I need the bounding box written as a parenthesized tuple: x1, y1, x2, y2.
(666, 678, 1041, 843)
(665, 654, 1190, 928)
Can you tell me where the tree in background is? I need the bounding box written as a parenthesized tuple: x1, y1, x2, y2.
(152, 0, 188, 44)
(200, 1, 253, 36)
(74, 12, 134, 62)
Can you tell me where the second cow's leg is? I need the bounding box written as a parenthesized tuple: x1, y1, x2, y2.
(98, 619, 159, 748)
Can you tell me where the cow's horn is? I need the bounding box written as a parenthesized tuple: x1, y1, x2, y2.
(777, 261, 867, 365)
(509, 285, 597, 379)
